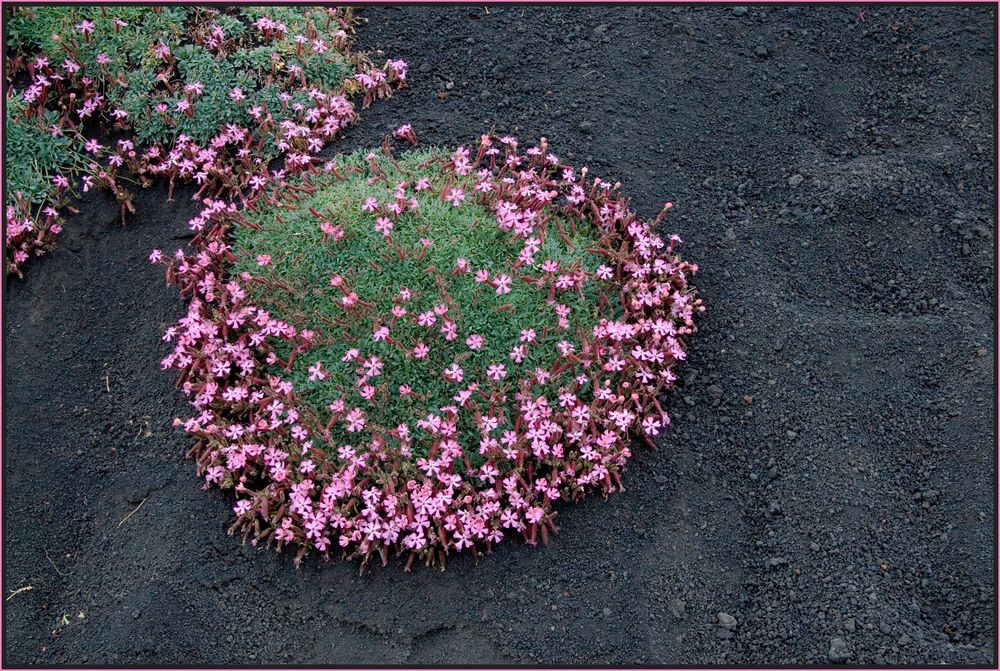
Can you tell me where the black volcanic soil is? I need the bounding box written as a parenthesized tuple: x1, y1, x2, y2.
(4, 5, 996, 666)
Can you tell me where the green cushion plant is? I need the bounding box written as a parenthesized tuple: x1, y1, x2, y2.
(157, 134, 702, 569)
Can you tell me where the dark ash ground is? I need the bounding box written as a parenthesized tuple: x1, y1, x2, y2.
(4, 5, 996, 666)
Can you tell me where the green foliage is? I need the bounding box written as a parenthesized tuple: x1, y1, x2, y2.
(6, 5, 355, 146)
(4, 97, 85, 204)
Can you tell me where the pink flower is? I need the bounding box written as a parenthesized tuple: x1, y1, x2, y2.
(393, 123, 417, 145)
(362, 356, 383, 377)
(525, 507, 545, 524)
(344, 407, 366, 433)
(440, 320, 457, 341)
(486, 363, 507, 381)
(256, 254, 271, 266)
(84, 138, 104, 155)
(148, 249, 162, 263)
(642, 416, 662, 436)
(443, 363, 464, 383)
(465, 334, 484, 350)
(388, 59, 408, 79)
(445, 188, 465, 206)
(308, 361, 326, 381)
(494, 275, 512, 295)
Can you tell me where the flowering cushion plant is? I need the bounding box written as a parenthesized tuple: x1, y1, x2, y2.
(4, 96, 90, 276)
(4, 5, 405, 276)
(160, 134, 702, 570)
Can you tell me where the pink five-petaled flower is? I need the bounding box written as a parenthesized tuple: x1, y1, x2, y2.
(362, 356, 383, 377)
(413, 342, 430, 359)
(465, 334, 484, 350)
(84, 138, 103, 155)
(344, 407, 366, 433)
(445, 188, 465, 207)
(494, 274, 512, 295)
(642, 415, 663, 436)
(374, 216, 393, 236)
(486, 363, 507, 382)
(256, 254, 271, 266)
(443, 363, 464, 383)
(229, 87, 245, 104)
(148, 249, 162, 263)
(308, 361, 326, 382)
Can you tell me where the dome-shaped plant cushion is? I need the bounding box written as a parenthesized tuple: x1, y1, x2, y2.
(160, 135, 701, 569)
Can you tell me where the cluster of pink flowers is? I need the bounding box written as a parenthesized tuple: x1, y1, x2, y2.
(6, 198, 66, 276)
(140, 87, 367, 205)
(4, 7, 405, 276)
(156, 133, 702, 570)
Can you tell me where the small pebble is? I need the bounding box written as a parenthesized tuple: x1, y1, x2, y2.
(828, 636, 851, 663)
(717, 612, 738, 630)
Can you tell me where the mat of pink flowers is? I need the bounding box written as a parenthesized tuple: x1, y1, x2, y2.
(156, 133, 702, 570)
